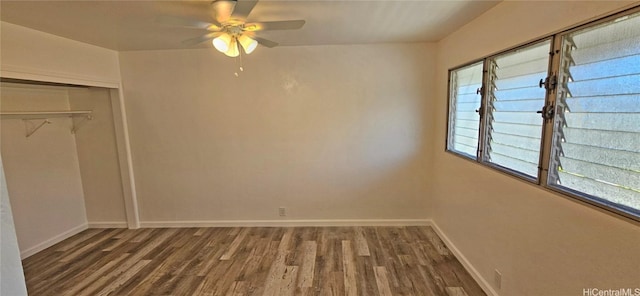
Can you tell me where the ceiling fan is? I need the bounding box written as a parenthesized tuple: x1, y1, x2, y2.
(159, 0, 305, 57)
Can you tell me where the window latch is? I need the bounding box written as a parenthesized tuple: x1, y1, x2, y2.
(539, 75, 557, 91)
(476, 87, 483, 95)
(537, 104, 555, 120)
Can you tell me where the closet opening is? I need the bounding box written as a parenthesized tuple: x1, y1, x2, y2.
(1, 78, 138, 259)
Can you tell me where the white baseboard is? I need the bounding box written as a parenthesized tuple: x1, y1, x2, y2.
(426, 220, 499, 296)
(140, 219, 431, 228)
(88, 221, 128, 228)
(20, 223, 88, 259)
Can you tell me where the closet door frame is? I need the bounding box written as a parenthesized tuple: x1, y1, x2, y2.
(1, 71, 140, 229)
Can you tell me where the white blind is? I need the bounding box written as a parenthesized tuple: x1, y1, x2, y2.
(484, 40, 551, 178)
(448, 62, 483, 158)
(550, 12, 640, 213)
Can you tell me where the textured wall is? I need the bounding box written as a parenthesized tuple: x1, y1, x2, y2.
(119, 43, 435, 223)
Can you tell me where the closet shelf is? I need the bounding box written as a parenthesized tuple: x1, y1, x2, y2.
(0, 110, 92, 119)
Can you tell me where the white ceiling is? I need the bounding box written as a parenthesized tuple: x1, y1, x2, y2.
(0, 0, 500, 51)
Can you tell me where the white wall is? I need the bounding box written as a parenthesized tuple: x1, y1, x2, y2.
(0, 21, 121, 87)
(1, 156, 28, 296)
(434, 1, 640, 295)
(0, 83, 88, 257)
(1, 21, 138, 228)
(69, 88, 128, 226)
(119, 43, 435, 224)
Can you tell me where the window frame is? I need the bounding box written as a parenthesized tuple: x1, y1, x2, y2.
(444, 5, 640, 222)
(446, 59, 486, 161)
(479, 38, 555, 184)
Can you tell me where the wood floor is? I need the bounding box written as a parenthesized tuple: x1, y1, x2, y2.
(22, 226, 486, 296)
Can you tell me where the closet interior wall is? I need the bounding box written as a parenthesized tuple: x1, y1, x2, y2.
(68, 87, 127, 227)
(0, 81, 127, 258)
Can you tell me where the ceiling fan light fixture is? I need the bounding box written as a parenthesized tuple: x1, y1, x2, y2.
(212, 33, 231, 53)
(170, 0, 305, 60)
(224, 37, 240, 57)
(238, 35, 258, 54)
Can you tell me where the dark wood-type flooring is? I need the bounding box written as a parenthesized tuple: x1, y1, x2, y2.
(22, 226, 486, 296)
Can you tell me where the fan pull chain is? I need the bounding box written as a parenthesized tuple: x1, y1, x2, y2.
(234, 47, 245, 77)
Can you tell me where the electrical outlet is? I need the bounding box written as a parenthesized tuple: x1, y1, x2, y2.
(494, 269, 502, 290)
(279, 207, 286, 217)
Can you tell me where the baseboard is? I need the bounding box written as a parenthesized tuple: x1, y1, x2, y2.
(20, 223, 88, 259)
(88, 221, 128, 228)
(426, 220, 499, 296)
(140, 219, 431, 228)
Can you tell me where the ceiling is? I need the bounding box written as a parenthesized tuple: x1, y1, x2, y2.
(0, 0, 500, 51)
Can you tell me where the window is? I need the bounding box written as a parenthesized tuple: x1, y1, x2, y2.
(483, 40, 551, 179)
(446, 7, 640, 220)
(549, 11, 640, 216)
(448, 62, 483, 158)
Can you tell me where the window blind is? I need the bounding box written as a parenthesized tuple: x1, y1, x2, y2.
(550, 12, 640, 213)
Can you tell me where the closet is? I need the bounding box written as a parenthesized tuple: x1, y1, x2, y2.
(0, 79, 128, 258)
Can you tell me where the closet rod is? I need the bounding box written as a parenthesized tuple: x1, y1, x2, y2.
(0, 110, 92, 118)
(0, 111, 94, 137)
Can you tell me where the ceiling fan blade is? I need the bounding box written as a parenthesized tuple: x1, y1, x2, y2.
(182, 32, 222, 46)
(254, 37, 279, 48)
(212, 0, 235, 23)
(244, 20, 305, 31)
(156, 15, 220, 31)
(230, 0, 258, 21)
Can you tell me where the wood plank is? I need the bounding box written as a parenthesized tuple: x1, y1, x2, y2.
(220, 228, 249, 260)
(355, 254, 376, 295)
(122, 230, 211, 295)
(447, 286, 470, 296)
(76, 229, 178, 295)
(341, 240, 357, 296)
(62, 253, 130, 296)
(261, 251, 287, 296)
(59, 228, 125, 262)
(28, 230, 129, 292)
(236, 237, 271, 281)
(55, 229, 102, 252)
(331, 271, 346, 296)
(102, 229, 139, 251)
(226, 281, 249, 296)
(92, 260, 151, 296)
(129, 228, 155, 243)
(278, 228, 294, 252)
(194, 228, 207, 236)
(373, 266, 393, 296)
(421, 227, 451, 256)
(278, 266, 298, 296)
(417, 264, 444, 295)
(354, 227, 371, 256)
(298, 241, 317, 288)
